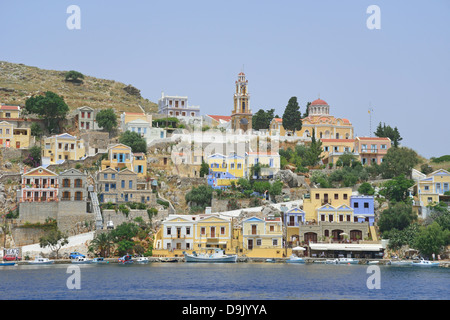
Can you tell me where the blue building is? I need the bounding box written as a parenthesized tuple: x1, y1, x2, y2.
(350, 196, 375, 226)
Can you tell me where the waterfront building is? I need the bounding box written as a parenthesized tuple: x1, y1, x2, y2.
(58, 168, 87, 202)
(354, 137, 391, 165)
(231, 72, 252, 132)
(413, 169, 450, 218)
(158, 215, 197, 251)
(0, 121, 34, 149)
(195, 214, 233, 250)
(350, 195, 375, 226)
(41, 133, 86, 165)
(303, 188, 353, 221)
(241, 216, 283, 251)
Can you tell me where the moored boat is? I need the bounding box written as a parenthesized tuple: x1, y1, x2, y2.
(71, 257, 92, 264)
(337, 257, 359, 264)
(118, 254, 133, 264)
(92, 257, 109, 264)
(388, 260, 413, 266)
(183, 248, 237, 263)
(411, 259, 439, 267)
(28, 257, 54, 265)
(0, 262, 17, 266)
(136, 256, 149, 264)
(326, 259, 338, 264)
(285, 254, 305, 264)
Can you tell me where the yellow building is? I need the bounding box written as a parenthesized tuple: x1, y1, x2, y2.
(241, 216, 283, 250)
(303, 188, 353, 221)
(0, 121, 34, 149)
(0, 105, 21, 119)
(42, 133, 86, 165)
(246, 151, 280, 179)
(120, 112, 152, 131)
(316, 204, 354, 223)
(207, 153, 246, 189)
(414, 169, 450, 209)
(101, 143, 147, 178)
(195, 214, 233, 250)
(320, 139, 356, 165)
(231, 72, 252, 132)
(270, 98, 354, 140)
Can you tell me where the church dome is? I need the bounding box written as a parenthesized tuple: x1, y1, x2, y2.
(311, 98, 328, 106)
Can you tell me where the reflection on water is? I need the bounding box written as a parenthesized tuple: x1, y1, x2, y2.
(0, 263, 448, 300)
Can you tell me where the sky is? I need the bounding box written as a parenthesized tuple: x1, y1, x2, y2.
(0, 0, 449, 159)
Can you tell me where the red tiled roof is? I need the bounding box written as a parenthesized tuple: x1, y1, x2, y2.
(207, 115, 231, 122)
(321, 139, 355, 143)
(356, 137, 391, 141)
(0, 105, 20, 111)
(311, 99, 328, 106)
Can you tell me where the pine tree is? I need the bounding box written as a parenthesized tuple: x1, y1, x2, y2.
(282, 97, 302, 134)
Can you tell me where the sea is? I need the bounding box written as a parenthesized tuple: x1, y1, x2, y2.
(0, 262, 448, 302)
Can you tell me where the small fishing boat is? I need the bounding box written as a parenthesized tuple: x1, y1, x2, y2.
(0, 262, 17, 267)
(337, 258, 359, 265)
(326, 259, 338, 264)
(92, 257, 109, 264)
(388, 260, 413, 266)
(28, 257, 54, 265)
(159, 257, 178, 263)
(411, 258, 439, 267)
(118, 254, 133, 264)
(183, 248, 237, 263)
(367, 260, 380, 265)
(71, 257, 92, 264)
(285, 254, 305, 264)
(136, 256, 149, 264)
(265, 258, 276, 263)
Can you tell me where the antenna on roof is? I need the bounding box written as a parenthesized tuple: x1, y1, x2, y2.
(368, 103, 374, 137)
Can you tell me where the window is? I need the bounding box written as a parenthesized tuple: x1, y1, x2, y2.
(347, 215, 351, 222)
(315, 193, 320, 200)
(63, 179, 70, 188)
(343, 194, 348, 200)
(321, 215, 325, 222)
(364, 202, 369, 208)
(75, 179, 82, 188)
(329, 214, 334, 222)
(166, 227, 171, 235)
(129, 180, 133, 189)
(424, 186, 429, 191)
(201, 227, 206, 235)
(334, 194, 339, 200)
(324, 146, 329, 152)
(220, 227, 225, 235)
(121, 180, 125, 188)
(381, 144, 387, 150)
(186, 227, 191, 235)
(339, 215, 343, 222)
(104, 174, 108, 180)
(354, 202, 359, 208)
(256, 239, 262, 246)
(269, 225, 275, 232)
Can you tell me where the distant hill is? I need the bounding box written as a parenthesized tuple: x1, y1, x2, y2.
(0, 61, 158, 114)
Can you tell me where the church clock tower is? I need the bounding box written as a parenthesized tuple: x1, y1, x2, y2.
(231, 72, 252, 132)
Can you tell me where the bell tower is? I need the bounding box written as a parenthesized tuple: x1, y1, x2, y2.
(231, 72, 252, 132)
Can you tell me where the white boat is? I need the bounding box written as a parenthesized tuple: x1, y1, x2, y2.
(136, 256, 149, 263)
(28, 257, 54, 265)
(286, 254, 305, 264)
(71, 257, 92, 264)
(389, 260, 413, 266)
(326, 259, 338, 264)
(368, 260, 380, 265)
(183, 249, 237, 263)
(92, 257, 109, 264)
(411, 259, 439, 267)
(337, 258, 359, 264)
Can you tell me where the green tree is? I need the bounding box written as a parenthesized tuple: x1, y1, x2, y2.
(39, 229, 69, 259)
(89, 232, 113, 257)
(96, 108, 118, 132)
(25, 91, 70, 133)
(199, 161, 209, 177)
(374, 122, 403, 147)
(64, 70, 85, 83)
(252, 108, 275, 130)
(378, 202, 417, 236)
(414, 222, 450, 258)
(379, 175, 415, 202)
(302, 102, 311, 118)
(119, 131, 147, 154)
(30, 122, 43, 137)
(269, 180, 284, 197)
(185, 185, 213, 210)
(338, 152, 357, 167)
(386, 223, 421, 250)
(358, 182, 375, 195)
(282, 97, 302, 134)
(23, 146, 42, 168)
(379, 147, 420, 179)
(303, 134, 323, 167)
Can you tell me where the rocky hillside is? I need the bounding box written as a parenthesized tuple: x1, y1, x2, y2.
(0, 61, 158, 114)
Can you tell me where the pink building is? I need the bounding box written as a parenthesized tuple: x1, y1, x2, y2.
(355, 137, 391, 165)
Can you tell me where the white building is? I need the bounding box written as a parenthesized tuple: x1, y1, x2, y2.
(124, 119, 167, 145)
(158, 92, 201, 119)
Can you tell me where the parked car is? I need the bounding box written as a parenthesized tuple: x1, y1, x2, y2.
(69, 252, 85, 259)
(3, 254, 21, 261)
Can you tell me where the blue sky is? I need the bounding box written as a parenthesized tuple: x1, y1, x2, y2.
(1, 0, 449, 159)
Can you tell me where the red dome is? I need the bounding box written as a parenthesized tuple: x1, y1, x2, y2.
(311, 98, 328, 105)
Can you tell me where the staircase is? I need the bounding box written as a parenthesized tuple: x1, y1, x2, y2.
(90, 191, 103, 229)
(369, 225, 378, 242)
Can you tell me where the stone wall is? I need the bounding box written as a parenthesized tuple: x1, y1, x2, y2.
(10, 226, 49, 247)
(18, 201, 59, 224)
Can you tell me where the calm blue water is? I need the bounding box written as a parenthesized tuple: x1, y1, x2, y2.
(0, 263, 448, 300)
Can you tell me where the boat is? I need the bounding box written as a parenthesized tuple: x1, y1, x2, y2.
(28, 257, 54, 265)
(326, 259, 338, 264)
(118, 254, 134, 264)
(71, 257, 92, 264)
(136, 256, 149, 264)
(388, 260, 413, 266)
(285, 254, 305, 264)
(411, 258, 439, 267)
(337, 258, 359, 264)
(92, 257, 109, 264)
(183, 248, 237, 263)
(367, 260, 380, 265)
(0, 262, 17, 266)
(265, 258, 276, 263)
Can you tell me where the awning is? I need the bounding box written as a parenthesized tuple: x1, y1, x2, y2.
(309, 243, 383, 252)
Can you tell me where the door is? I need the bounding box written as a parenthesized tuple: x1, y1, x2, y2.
(289, 216, 295, 226)
(210, 227, 216, 238)
(251, 225, 257, 235)
(248, 239, 253, 250)
(16, 141, 20, 148)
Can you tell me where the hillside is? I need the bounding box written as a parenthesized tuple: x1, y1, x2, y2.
(0, 61, 158, 114)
